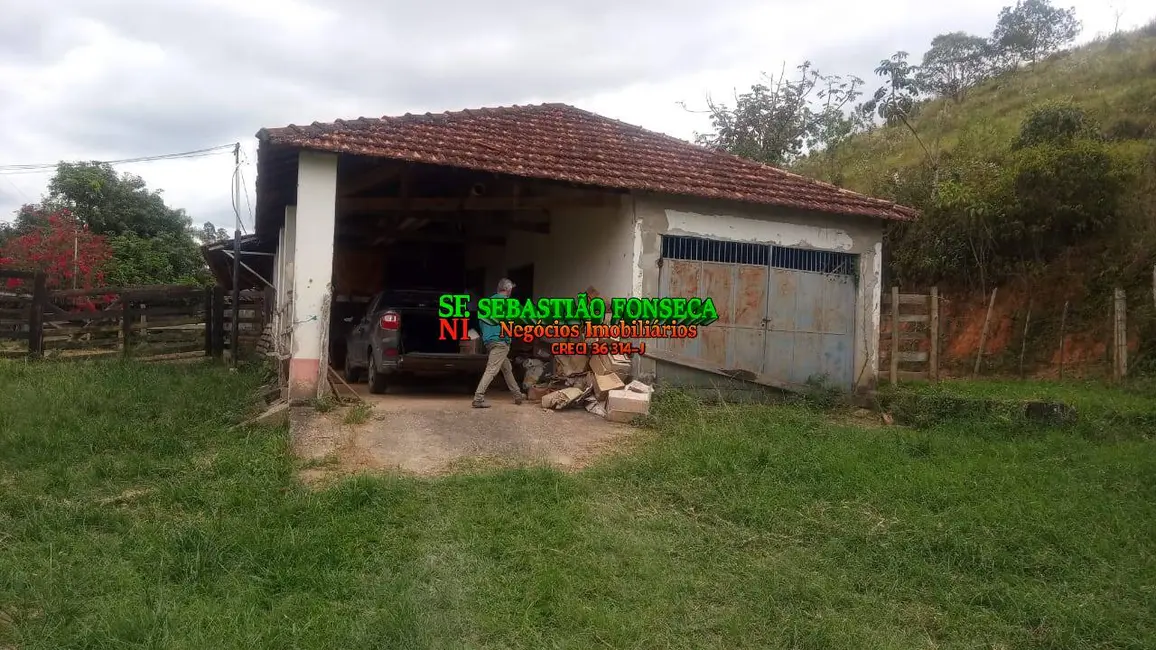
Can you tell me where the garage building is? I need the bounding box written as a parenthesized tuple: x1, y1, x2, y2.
(252, 103, 917, 402)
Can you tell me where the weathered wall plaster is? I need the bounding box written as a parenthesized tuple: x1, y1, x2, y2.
(288, 151, 337, 401)
(664, 209, 855, 251)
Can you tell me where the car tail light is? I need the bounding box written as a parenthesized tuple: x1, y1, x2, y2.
(383, 348, 398, 357)
(379, 311, 400, 330)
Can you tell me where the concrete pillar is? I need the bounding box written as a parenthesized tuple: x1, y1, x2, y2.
(287, 152, 337, 401)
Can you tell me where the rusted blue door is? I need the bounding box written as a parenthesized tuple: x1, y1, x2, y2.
(656, 236, 858, 390)
(762, 246, 857, 388)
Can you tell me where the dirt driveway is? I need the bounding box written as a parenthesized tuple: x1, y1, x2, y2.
(292, 379, 636, 480)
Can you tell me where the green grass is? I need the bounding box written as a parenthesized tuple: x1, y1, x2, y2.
(797, 26, 1156, 191)
(2, 362, 1155, 648)
(880, 377, 1156, 436)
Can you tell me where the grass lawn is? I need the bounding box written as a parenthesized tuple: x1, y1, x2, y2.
(1, 362, 1155, 649)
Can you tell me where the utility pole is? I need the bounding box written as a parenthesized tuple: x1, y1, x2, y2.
(230, 142, 241, 367)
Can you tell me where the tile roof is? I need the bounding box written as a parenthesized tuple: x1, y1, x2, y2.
(256, 103, 917, 221)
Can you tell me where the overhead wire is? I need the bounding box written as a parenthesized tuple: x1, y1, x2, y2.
(0, 143, 236, 175)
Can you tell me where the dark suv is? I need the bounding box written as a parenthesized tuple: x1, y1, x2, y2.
(342, 289, 491, 394)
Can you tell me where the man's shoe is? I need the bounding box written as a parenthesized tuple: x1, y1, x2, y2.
(513, 392, 525, 405)
(472, 398, 491, 408)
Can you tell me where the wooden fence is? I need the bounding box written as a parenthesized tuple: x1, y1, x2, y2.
(0, 270, 266, 362)
(879, 286, 940, 384)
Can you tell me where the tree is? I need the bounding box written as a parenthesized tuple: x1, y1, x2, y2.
(991, 0, 1081, 66)
(104, 232, 209, 287)
(917, 32, 992, 102)
(17, 162, 210, 286)
(0, 210, 112, 293)
(862, 52, 923, 125)
(691, 62, 865, 166)
(200, 222, 230, 243)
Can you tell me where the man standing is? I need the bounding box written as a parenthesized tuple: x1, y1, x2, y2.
(473, 278, 525, 408)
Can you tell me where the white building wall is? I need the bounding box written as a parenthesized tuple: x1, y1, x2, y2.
(288, 152, 338, 401)
(464, 195, 635, 300)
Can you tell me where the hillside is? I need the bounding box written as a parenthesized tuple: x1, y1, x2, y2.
(798, 25, 1156, 194)
(796, 24, 1156, 376)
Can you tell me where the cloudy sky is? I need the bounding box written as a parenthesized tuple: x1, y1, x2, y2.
(0, 0, 1143, 233)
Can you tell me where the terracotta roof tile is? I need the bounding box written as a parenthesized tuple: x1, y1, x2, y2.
(256, 103, 917, 221)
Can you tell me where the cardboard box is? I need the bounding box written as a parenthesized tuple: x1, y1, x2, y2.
(542, 386, 586, 410)
(590, 354, 631, 382)
(625, 380, 652, 394)
(589, 370, 625, 400)
(589, 355, 613, 376)
(527, 385, 552, 402)
(554, 354, 589, 376)
(605, 388, 650, 422)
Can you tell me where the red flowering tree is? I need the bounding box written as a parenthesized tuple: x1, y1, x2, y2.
(0, 209, 114, 310)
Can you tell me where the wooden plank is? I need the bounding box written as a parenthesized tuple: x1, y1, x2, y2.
(881, 293, 927, 305)
(879, 350, 929, 363)
(137, 306, 205, 318)
(929, 287, 939, 381)
(136, 330, 204, 343)
(897, 314, 929, 323)
(138, 316, 206, 328)
(0, 308, 27, 318)
(49, 284, 203, 299)
(881, 331, 927, 342)
(890, 286, 899, 385)
(0, 269, 36, 280)
(0, 332, 29, 341)
(896, 370, 929, 381)
(44, 339, 121, 351)
(644, 348, 807, 394)
(136, 341, 206, 355)
(338, 194, 608, 213)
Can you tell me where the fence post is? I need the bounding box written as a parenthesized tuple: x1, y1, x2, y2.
(121, 298, 133, 358)
(204, 286, 214, 357)
(1058, 301, 1069, 380)
(929, 286, 939, 382)
(973, 287, 998, 377)
(27, 271, 47, 358)
(1113, 288, 1127, 382)
(211, 285, 225, 359)
(890, 286, 899, 385)
(1018, 299, 1032, 379)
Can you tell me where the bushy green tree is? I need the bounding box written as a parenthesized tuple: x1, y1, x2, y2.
(14, 161, 210, 286)
(884, 103, 1130, 288)
(992, 0, 1082, 66)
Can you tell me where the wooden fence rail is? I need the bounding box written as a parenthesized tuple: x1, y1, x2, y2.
(0, 270, 266, 362)
(879, 286, 940, 384)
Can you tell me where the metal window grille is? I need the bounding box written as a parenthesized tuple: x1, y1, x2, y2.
(769, 246, 857, 277)
(660, 234, 858, 278)
(661, 235, 768, 265)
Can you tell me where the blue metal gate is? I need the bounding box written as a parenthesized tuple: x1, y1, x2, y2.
(657, 235, 859, 389)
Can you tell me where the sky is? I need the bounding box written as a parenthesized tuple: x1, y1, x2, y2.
(0, 0, 1145, 234)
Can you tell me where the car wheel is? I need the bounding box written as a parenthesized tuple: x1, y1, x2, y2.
(368, 351, 388, 395)
(343, 351, 362, 383)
